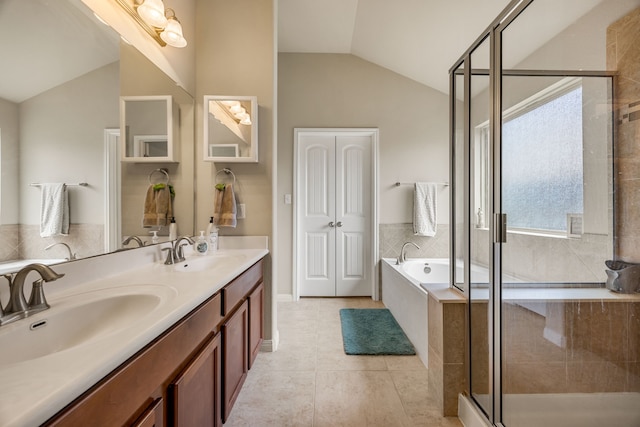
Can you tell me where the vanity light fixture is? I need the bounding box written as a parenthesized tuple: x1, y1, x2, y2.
(217, 100, 252, 125)
(114, 0, 187, 48)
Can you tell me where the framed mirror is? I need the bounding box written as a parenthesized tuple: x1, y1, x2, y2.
(121, 95, 179, 162)
(204, 95, 258, 163)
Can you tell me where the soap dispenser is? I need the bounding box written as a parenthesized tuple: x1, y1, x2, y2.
(149, 230, 159, 244)
(194, 231, 209, 255)
(169, 217, 177, 240)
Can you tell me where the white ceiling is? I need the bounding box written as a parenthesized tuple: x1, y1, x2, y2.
(278, 0, 512, 94)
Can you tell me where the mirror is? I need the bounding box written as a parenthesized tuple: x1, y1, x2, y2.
(204, 95, 258, 163)
(121, 95, 179, 162)
(0, 0, 194, 272)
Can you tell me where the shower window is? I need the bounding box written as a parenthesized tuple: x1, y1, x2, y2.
(474, 77, 584, 235)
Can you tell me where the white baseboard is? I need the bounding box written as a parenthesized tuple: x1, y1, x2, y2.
(260, 329, 280, 352)
(278, 293, 294, 302)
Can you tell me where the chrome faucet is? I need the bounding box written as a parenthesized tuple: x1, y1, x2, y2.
(0, 263, 65, 326)
(45, 242, 77, 261)
(397, 242, 420, 265)
(122, 235, 146, 248)
(162, 236, 194, 265)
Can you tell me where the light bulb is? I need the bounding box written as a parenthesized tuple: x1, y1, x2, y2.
(229, 105, 244, 115)
(160, 16, 187, 48)
(137, 0, 168, 28)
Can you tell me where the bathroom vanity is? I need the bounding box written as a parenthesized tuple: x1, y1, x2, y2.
(0, 242, 268, 427)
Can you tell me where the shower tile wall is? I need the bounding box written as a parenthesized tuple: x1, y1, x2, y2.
(609, 7, 640, 262)
(379, 223, 449, 260)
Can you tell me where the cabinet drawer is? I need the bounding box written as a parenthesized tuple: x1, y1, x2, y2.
(222, 260, 263, 315)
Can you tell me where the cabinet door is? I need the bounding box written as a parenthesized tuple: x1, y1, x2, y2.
(248, 282, 264, 369)
(222, 300, 248, 422)
(131, 398, 163, 427)
(169, 333, 222, 427)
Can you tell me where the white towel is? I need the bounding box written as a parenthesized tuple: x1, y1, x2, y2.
(413, 182, 437, 237)
(40, 183, 69, 237)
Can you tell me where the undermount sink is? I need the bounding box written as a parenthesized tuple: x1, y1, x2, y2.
(172, 253, 246, 272)
(0, 285, 176, 365)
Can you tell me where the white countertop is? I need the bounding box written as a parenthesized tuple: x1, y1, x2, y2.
(0, 245, 268, 427)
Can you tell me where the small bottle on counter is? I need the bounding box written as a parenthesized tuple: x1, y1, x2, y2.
(169, 217, 177, 240)
(206, 217, 219, 252)
(194, 231, 209, 255)
(149, 230, 159, 244)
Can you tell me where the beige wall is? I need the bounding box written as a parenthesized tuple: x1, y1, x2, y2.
(195, 0, 275, 343)
(0, 98, 19, 224)
(120, 44, 195, 239)
(19, 62, 120, 225)
(277, 53, 450, 296)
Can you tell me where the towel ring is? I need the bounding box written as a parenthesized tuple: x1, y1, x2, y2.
(215, 168, 236, 185)
(148, 168, 170, 185)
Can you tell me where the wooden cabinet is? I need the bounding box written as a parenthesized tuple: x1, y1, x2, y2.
(169, 333, 221, 427)
(248, 281, 264, 368)
(222, 300, 248, 422)
(132, 398, 163, 427)
(44, 259, 263, 427)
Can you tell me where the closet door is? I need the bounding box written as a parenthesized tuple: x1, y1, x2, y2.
(298, 133, 337, 297)
(335, 136, 371, 296)
(296, 130, 375, 297)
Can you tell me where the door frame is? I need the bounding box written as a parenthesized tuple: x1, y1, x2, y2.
(293, 128, 379, 301)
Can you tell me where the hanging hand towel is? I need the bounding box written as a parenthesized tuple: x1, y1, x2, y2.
(40, 183, 69, 237)
(413, 182, 437, 237)
(142, 184, 174, 227)
(214, 183, 237, 228)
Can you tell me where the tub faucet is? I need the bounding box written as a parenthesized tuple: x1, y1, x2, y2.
(0, 263, 65, 326)
(122, 235, 145, 248)
(45, 242, 77, 261)
(397, 242, 420, 265)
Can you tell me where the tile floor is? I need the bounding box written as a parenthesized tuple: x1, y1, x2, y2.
(224, 297, 463, 427)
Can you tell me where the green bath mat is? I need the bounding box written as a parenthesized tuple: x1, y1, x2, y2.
(339, 308, 416, 355)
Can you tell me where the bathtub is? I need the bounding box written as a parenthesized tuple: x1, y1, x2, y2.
(381, 257, 452, 368)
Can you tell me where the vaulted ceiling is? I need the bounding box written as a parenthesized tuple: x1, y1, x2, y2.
(278, 0, 512, 95)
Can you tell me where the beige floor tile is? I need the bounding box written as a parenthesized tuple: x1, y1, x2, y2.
(224, 298, 461, 426)
(314, 371, 412, 427)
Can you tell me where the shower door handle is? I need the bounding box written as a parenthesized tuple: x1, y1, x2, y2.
(494, 213, 507, 243)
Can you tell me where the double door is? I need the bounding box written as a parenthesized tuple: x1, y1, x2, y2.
(295, 129, 377, 297)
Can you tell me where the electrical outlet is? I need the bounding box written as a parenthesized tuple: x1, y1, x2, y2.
(237, 203, 246, 219)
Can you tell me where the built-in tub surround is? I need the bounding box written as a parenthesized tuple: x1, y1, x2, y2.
(0, 236, 268, 427)
(381, 257, 466, 417)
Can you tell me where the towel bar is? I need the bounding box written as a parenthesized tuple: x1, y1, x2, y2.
(30, 182, 88, 187)
(394, 182, 448, 187)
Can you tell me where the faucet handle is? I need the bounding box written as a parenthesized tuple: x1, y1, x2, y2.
(28, 279, 50, 311)
(162, 247, 176, 265)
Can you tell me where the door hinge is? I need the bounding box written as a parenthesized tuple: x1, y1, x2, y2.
(494, 213, 507, 243)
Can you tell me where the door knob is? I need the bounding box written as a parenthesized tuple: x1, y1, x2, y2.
(328, 222, 335, 227)
(336, 221, 343, 227)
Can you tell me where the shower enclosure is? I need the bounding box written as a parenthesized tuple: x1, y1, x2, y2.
(450, 0, 640, 425)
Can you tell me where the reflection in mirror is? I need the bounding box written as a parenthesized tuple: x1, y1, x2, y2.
(204, 95, 258, 163)
(0, 0, 194, 274)
(120, 95, 177, 162)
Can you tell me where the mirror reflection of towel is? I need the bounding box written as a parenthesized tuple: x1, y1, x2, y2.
(40, 183, 69, 237)
(414, 182, 437, 237)
(214, 183, 237, 228)
(142, 184, 174, 227)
